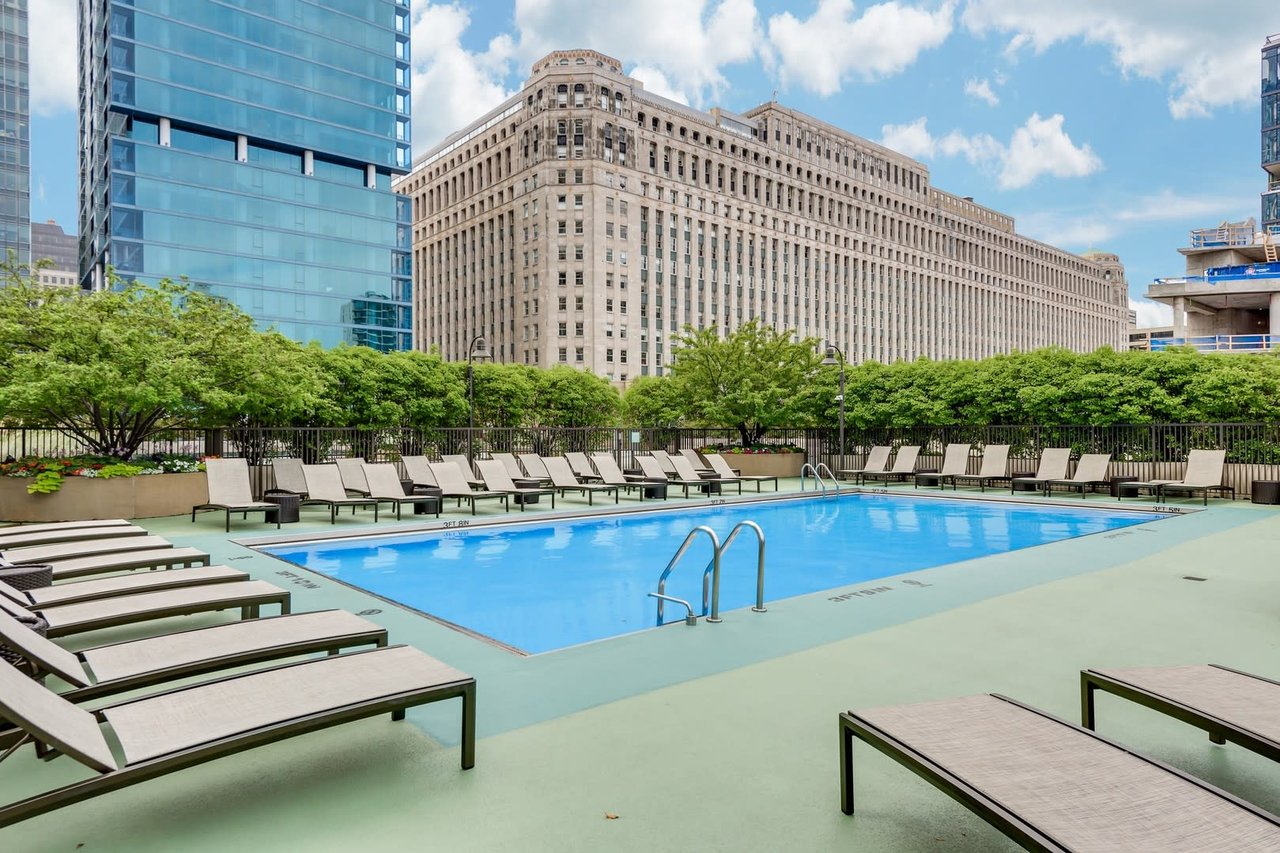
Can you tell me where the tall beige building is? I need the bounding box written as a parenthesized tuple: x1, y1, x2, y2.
(396, 49, 1129, 381)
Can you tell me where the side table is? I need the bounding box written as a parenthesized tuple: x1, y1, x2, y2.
(1108, 476, 1139, 498)
(410, 483, 444, 515)
(1009, 471, 1038, 492)
(1250, 480, 1280, 505)
(262, 492, 301, 524)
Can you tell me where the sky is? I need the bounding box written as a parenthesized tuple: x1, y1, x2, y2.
(28, 1, 1280, 326)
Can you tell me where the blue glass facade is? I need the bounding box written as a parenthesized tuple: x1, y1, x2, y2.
(0, 0, 28, 263)
(1264, 35, 1280, 232)
(79, 0, 412, 350)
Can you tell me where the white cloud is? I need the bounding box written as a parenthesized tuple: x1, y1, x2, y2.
(964, 77, 999, 106)
(1015, 190, 1250, 251)
(29, 0, 77, 117)
(999, 113, 1101, 189)
(879, 113, 1098, 188)
(962, 0, 1269, 118)
(1130, 298, 1172, 327)
(766, 0, 955, 96)
(627, 66, 690, 105)
(410, 3, 516, 155)
(1015, 210, 1116, 248)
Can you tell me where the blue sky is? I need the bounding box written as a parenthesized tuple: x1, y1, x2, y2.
(29, 1, 1280, 325)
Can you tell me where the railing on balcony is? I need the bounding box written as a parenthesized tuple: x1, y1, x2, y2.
(1188, 218, 1257, 249)
(1150, 334, 1280, 353)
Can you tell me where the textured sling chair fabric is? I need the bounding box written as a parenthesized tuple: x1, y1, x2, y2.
(0, 565, 247, 609)
(1082, 665, 1280, 765)
(1009, 448, 1072, 494)
(490, 452, 526, 481)
(636, 456, 708, 498)
(0, 523, 146, 549)
(0, 580, 290, 638)
(916, 444, 971, 489)
(649, 449, 680, 475)
(1, 535, 175, 565)
(671, 455, 740, 495)
(300, 465, 381, 524)
(362, 464, 440, 520)
(836, 446, 891, 481)
(43, 548, 212, 581)
(476, 460, 557, 512)
(442, 454, 485, 489)
(589, 455, 658, 499)
(839, 693, 1280, 851)
(270, 457, 309, 497)
(542, 457, 619, 505)
(951, 445, 1011, 491)
(704, 453, 779, 492)
(0, 519, 137, 538)
(333, 457, 371, 496)
(565, 452, 602, 481)
(400, 455, 439, 489)
(0, 645, 476, 828)
(191, 458, 282, 533)
(1124, 449, 1233, 505)
(0, 607, 387, 704)
(1042, 453, 1113, 498)
(429, 463, 509, 515)
(679, 448, 713, 474)
(515, 454, 554, 484)
(860, 446, 922, 484)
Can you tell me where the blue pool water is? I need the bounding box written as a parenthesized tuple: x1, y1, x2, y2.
(264, 494, 1163, 654)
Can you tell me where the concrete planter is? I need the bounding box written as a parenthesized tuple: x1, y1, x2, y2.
(0, 472, 208, 522)
(718, 453, 806, 478)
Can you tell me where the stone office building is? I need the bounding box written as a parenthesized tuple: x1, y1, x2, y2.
(396, 49, 1128, 381)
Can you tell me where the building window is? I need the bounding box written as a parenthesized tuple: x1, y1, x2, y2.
(558, 322, 567, 336)
(557, 195, 567, 210)
(557, 170, 567, 184)
(575, 245, 584, 261)
(574, 169, 584, 183)
(574, 194, 584, 209)
(606, 349, 614, 363)
(558, 296, 567, 310)
(575, 295, 584, 310)
(575, 322, 584, 336)
(559, 347, 568, 362)
(575, 347, 584, 362)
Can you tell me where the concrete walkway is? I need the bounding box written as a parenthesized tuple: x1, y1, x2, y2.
(2, 484, 1278, 851)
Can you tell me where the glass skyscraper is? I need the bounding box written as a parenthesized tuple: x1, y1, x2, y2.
(79, 0, 412, 350)
(0, 0, 28, 264)
(1264, 33, 1280, 233)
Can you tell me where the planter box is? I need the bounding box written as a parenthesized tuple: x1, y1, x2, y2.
(718, 453, 806, 478)
(0, 472, 208, 523)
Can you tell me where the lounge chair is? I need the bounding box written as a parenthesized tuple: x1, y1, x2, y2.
(704, 453, 779, 492)
(429, 463, 510, 515)
(590, 454, 659, 500)
(2, 535, 175, 565)
(476, 460, 556, 511)
(840, 693, 1280, 850)
(860, 446, 921, 484)
(543, 457, 618, 505)
(0, 645, 475, 827)
(679, 448, 714, 475)
(334, 457, 372, 496)
(0, 522, 146, 549)
(914, 443, 970, 489)
(1043, 453, 1112, 498)
(565, 451, 602, 482)
(362, 463, 440, 520)
(300, 465, 381, 523)
(1081, 664, 1280, 765)
(636, 456, 710, 498)
(1123, 449, 1234, 505)
(43, 548, 212, 581)
(0, 606, 387, 703)
(0, 519, 137, 537)
(950, 444, 1011, 491)
(401, 455, 439, 490)
(0, 565, 247, 609)
(516, 453, 555, 484)
(492, 452, 527, 481)
(270, 457, 309, 498)
(442, 454, 485, 489)
(649, 449, 680, 476)
(671, 455, 740, 495)
(1009, 448, 1072, 494)
(0, 579, 290, 638)
(191, 458, 282, 532)
(837, 446, 891, 481)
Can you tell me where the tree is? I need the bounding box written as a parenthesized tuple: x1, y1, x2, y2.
(620, 375, 685, 427)
(0, 269, 312, 459)
(525, 366, 620, 428)
(669, 320, 822, 446)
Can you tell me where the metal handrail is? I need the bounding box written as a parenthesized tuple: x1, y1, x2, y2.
(799, 462, 827, 496)
(706, 521, 766, 623)
(652, 525, 720, 625)
(647, 592, 698, 626)
(813, 462, 842, 496)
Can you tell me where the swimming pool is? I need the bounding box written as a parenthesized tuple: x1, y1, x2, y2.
(264, 494, 1164, 654)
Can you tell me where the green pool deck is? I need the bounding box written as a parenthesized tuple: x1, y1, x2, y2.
(2, 481, 1279, 851)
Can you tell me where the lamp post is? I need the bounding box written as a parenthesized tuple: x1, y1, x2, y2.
(820, 344, 846, 472)
(466, 335, 492, 465)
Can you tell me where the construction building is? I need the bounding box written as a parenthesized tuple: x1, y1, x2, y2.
(397, 50, 1129, 380)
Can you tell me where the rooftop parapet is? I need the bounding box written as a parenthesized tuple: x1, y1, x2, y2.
(1188, 218, 1258, 249)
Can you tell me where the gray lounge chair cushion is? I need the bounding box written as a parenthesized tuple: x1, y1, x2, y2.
(0, 658, 118, 771)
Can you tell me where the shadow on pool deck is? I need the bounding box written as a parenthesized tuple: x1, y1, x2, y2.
(2, 482, 1279, 851)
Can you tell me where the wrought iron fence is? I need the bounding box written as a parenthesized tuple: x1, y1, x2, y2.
(4, 423, 1279, 500)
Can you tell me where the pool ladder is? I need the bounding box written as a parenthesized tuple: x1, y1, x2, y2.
(648, 521, 766, 627)
(800, 462, 841, 497)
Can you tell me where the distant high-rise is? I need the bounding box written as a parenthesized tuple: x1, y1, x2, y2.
(1264, 33, 1279, 233)
(31, 219, 77, 271)
(0, 0, 29, 264)
(78, 0, 413, 350)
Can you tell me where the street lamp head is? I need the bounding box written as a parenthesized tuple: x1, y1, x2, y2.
(820, 345, 841, 366)
(468, 336, 492, 361)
